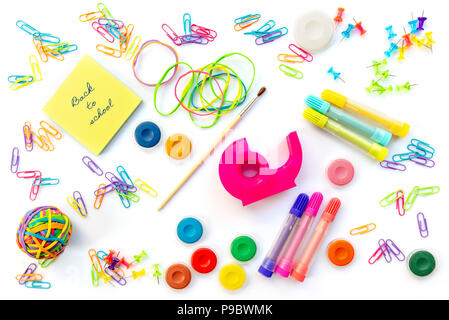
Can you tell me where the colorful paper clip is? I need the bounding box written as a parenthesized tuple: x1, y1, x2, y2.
(234, 14, 261, 25)
(94, 183, 117, 197)
(379, 160, 406, 171)
(29, 55, 42, 81)
(417, 186, 439, 196)
(415, 212, 429, 238)
(23, 122, 33, 151)
(125, 36, 141, 60)
(33, 32, 61, 44)
(91, 264, 99, 287)
(104, 267, 127, 286)
(105, 24, 127, 43)
(255, 28, 287, 45)
(94, 183, 106, 210)
(33, 177, 59, 186)
(350, 223, 376, 235)
(234, 16, 260, 31)
(67, 192, 87, 217)
(288, 44, 313, 62)
(97, 2, 114, 20)
(162, 23, 182, 46)
(92, 21, 115, 43)
(98, 18, 124, 30)
(40, 121, 62, 139)
(96, 44, 122, 58)
(79, 11, 104, 22)
(396, 190, 405, 216)
(368, 246, 384, 265)
(38, 259, 55, 268)
(117, 165, 133, 186)
(277, 54, 304, 63)
(10, 76, 34, 90)
(190, 24, 217, 41)
(30, 174, 41, 201)
(18, 263, 38, 285)
(410, 157, 435, 168)
(134, 179, 158, 197)
(11, 147, 20, 173)
(15, 273, 43, 282)
(89, 249, 104, 273)
(379, 189, 404, 207)
(16, 20, 39, 35)
(392, 152, 419, 162)
(279, 64, 303, 79)
(378, 239, 392, 263)
(25, 281, 51, 289)
(386, 239, 405, 261)
(177, 34, 208, 45)
(404, 186, 420, 211)
(82, 156, 103, 176)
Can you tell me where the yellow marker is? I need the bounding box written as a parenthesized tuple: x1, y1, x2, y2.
(303, 108, 388, 162)
(321, 89, 410, 138)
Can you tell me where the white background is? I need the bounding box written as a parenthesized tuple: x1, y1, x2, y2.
(1, 0, 448, 300)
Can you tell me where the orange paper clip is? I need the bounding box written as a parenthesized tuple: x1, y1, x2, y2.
(94, 183, 106, 209)
(15, 273, 43, 282)
(96, 44, 122, 58)
(40, 120, 62, 140)
(350, 223, 376, 235)
(79, 11, 104, 22)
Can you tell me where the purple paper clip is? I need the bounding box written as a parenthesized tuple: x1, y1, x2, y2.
(417, 212, 429, 238)
(115, 183, 137, 194)
(98, 18, 125, 30)
(73, 191, 88, 217)
(378, 239, 392, 263)
(94, 183, 117, 197)
(161, 24, 182, 46)
(18, 263, 38, 285)
(410, 156, 435, 168)
(105, 172, 124, 185)
(11, 147, 20, 173)
(82, 156, 103, 176)
(392, 152, 420, 162)
(177, 34, 208, 45)
(255, 27, 287, 45)
(104, 267, 127, 286)
(386, 239, 405, 261)
(379, 160, 406, 171)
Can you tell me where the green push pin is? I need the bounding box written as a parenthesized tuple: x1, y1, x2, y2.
(396, 82, 417, 92)
(132, 250, 148, 264)
(373, 85, 393, 95)
(366, 80, 384, 93)
(152, 264, 162, 285)
(367, 58, 387, 69)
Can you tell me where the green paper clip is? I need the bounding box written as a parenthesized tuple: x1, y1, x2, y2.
(404, 186, 420, 211)
(380, 189, 404, 207)
(279, 64, 303, 79)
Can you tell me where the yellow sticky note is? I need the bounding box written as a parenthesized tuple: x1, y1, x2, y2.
(43, 55, 142, 155)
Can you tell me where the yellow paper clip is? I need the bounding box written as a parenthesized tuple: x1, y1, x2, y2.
(10, 76, 34, 90)
(67, 196, 87, 217)
(29, 55, 42, 81)
(40, 120, 62, 139)
(43, 46, 64, 61)
(135, 179, 158, 197)
(125, 36, 141, 61)
(417, 186, 440, 196)
(350, 223, 376, 235)
(277, 53, 305, 63)
(79, 11, 104, 22)
(15, 273, 43, 282)
(379, 189, 404, 207)
(96, 44, 122, 58)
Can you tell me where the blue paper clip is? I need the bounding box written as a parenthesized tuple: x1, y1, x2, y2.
(417, 212, 429, 238)
(409, 138, 435, 155)
(16, 20, 39, 35)
(234, 14, 261, 25)
(392, 152, 419, 162)
(59, 44, 78, 54)
(117, 165, 134, 186)
(183, 13, 192, 39)
(33, 177, 60, 186)
(32, 32, 61, 44)
(407, 144, 433, 159)
(8, 75, 33, 84)
(97, 250, 108, 261)
(105, 24, 126, 43)
(384, 42, 399, 57)
(255, 27, 287, 45)
(25, 281, 51, 289)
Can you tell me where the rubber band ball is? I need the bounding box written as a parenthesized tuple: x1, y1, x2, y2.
(16, 206, 73, 260)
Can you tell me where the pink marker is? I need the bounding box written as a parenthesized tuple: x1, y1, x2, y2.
(274, 192, 324, 277)
(291, 197, 341, 282)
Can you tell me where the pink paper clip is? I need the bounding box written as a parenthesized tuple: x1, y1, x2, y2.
(17, 170, 41, 179)
(386, 239, 405, 261)
(378, 239, 392, 263)
(410, 157, 435, 168)
(161, 24, 182, 46)
(417, 212, 429, 238)
(288, 44, 313, 62)
(92, 21, 114, 43)
(396, 190, 405, 216)
(190, 24, 217, 41)
(368, 246, 383, 264)
(30, 172, 42, 201)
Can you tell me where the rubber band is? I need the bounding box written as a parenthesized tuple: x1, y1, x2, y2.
(132, 40, 179, 87)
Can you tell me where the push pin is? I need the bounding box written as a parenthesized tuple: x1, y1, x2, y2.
(334, 7, 345, 26)
(425, 32, 435, 52)
(408, 13, 418, 34)
(132, 250, 148, 264)
(340, 24, 354, 42)
(375, 70, 396, 81)
(152, 264, 162, 285)
(367, 58, 387, 70)
(411, 35, 425, 47)
(98, 271, 113, 285)
(396, 82, 417, 92)
(353, 18, 367, 35)
(401, 27, 413, 47)
(384, 42, 399, 57)
(366, 80, 383, 93)
(417, 11, 427, 31)
(373, 85, 393, 95)
(119, 257, 132, 269)
(385, 25, 397, 40)
(126, 269, 147, 280)
(327, 67, 345, 83)
(397, 46, 406, 61)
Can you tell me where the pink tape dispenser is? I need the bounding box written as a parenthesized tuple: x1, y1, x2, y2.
(219, 131, 303, 206)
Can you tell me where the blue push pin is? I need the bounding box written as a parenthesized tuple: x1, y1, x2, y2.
(328, 67, 345, 83)
(384, 42, 399, 57)
(340, 24, 354, 42)
(408, 18, 418, 34)
(385, 25, 397, 40)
